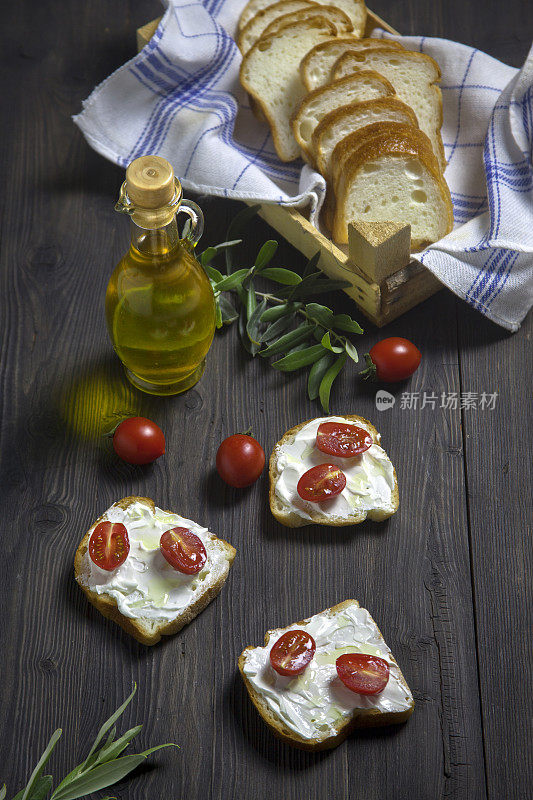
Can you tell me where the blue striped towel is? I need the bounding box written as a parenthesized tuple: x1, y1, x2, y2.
(73, 0, 533, 331)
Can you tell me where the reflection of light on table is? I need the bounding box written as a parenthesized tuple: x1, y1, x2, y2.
(59, 363, 143, 441)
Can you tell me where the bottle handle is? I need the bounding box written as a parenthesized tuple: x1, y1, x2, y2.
(178, 199, 204, 247)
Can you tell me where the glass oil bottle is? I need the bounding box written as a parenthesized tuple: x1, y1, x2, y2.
(106, 155, 215, 395)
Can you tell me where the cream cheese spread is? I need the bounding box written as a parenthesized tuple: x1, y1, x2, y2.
(79, 500, 229, 621)
(274, 416, 396, 522)
(242, 602, 413, 741)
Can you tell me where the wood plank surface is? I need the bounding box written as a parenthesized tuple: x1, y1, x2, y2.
(0, 2, 530, 800)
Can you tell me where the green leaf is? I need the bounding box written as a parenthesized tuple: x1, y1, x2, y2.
(245, 286, 257, 320)
(262, 315, 294, 343)
(51, 746, 177, 800)
(275, 272, 322, 299)
(321, 331, 344, 354)
(213, 269, 249, 291)
(303, 251, 320, 278)
(204, 264, 224, 283)
(200, 247, 219, 267)
(344, 339, 359, 364)
(307, 352, 335, 400)
(218, 294, 239, 325)
(238, 306, 253, 355)
(214, 302, 223, 329)
(332, 313, 363, 335)
(0, 785, 5, 800)
(225, 204, 260, 273)
(319, 353, 347, 413)
(20, 729, 62, 800)
(81, 686, 137, 769)
(260, 323, 314, 357)
(253, 240, 278, 272)
(272, 344, 326, 372)
(305, 302, 333, 327)
(92, 726, 143, 767)
(292, 278, 352, 299)
(260, 302, 301, 322)
(246, 299, 267, 345)
(260, 268, 302, 285)
(206, 238, 242, 253)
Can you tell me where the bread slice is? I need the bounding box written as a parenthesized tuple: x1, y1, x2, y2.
(332, 125, 454, 249)
(238, 0, 366, 36)
(332, 48, 446, 171)
(291, 71, 396, 162)
(312, 97, 419, 177)
(261, 5, 353, 44)
(300, 36, 403, 91)
(269, 415, 399, 527)
(240, 17, 339, 162)
(74, 496, 236, 645)
(237, 0, 317, 54)
(239, 599, 414, 750)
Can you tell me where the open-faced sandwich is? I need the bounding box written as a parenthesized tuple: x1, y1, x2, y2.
(269, 415, 399, 527)
(74, 496, 236, 644)
(239, 600, 414, 750)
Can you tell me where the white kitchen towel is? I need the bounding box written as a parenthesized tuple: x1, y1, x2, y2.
(73, 0, 533, 331)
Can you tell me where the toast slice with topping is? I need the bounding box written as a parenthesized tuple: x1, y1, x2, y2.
(74, 496, 236, 645)
(239, 600, 414, 750)
(269, 415, 399, 527)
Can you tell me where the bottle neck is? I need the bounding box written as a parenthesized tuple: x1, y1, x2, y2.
(130, 215, 180, 257)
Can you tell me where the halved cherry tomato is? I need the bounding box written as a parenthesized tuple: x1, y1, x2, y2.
(113, 417, 165, 465)
(216, 434, 265, 488)
(316, 422, 373, 457)
(270, 630, 316, 676)
(297, 463, 346, 502)
(160, 527, 207, 575)
(336, 653, 390, 695)
(89, 521, 130, 571)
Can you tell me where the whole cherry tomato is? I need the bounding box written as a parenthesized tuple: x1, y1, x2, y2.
(216, 434, 265, 488)
(270, 630, 316, 676)
(316, 422, 373, 458)
(160, 527, 207, 575)
(297, 463, 346, 502)
(89, 521, 130, 571)
(336, 653, 390, 695)
(363, 337, 421, 383)
(113, 417, 165, 465)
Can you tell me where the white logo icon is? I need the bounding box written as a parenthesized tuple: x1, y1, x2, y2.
(375, 390, 395, 411)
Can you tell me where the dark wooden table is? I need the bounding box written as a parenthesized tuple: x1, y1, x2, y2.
(1, 2, 531, 799)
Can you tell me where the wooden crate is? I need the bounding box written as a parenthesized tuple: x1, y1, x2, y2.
(137, 10, 443, 327)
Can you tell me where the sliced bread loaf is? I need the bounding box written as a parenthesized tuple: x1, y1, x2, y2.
(240, 18, 339, 161)
(312, 97, 419, 177)
(331, 125, 453, 249)
(261, 5, 353, 44)
(238, 0, 366, 34)
(238, 0, 316, 54)
(291, 71, 396, 161)
(300, 36, 403, 91)
(332, 48, 446, 170)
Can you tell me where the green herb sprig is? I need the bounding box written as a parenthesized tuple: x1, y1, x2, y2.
(199, 205, 363, 412)
(2, 685, 177, 800)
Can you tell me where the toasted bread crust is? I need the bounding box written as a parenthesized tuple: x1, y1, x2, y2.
(237, 0, 317, 53)
(238, 599, 414, 750)
(312, 98, 419, 176)
(268, 416, 399, 528)
(240, 17, 339, 162)
(74, 496, 236, 645)
(262, 4, 353, 42)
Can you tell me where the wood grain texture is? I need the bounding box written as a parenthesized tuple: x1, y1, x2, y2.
(0, 2, 530, 800)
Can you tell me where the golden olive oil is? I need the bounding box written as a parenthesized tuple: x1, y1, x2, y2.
(106, 156, 215, 395)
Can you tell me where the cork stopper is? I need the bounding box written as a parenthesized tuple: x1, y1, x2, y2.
(124, 156, 182, 227)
